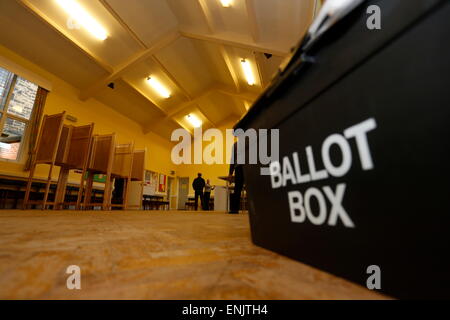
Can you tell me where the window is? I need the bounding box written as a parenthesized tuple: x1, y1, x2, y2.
(0, 66, 38, 161)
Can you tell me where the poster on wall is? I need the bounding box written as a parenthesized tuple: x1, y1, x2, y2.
(143, 170, 158, 195)
(158, 174, 166, 193)
(151, 172, 158, 193)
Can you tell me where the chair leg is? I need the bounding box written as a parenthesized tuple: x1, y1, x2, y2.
(83, 172, 94, 210)
(23, 163, 36, 210)
(103, 175, 113, 210)
(122, 177, 131, 210)
(42, 163, 55, 210)
(54, 167, 69, 210)
(76, 169, 87, 210)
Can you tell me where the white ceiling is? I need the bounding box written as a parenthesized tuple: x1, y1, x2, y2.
(0, 0, 317, 140)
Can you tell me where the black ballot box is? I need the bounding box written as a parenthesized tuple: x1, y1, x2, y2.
(235, 0, 450, 299)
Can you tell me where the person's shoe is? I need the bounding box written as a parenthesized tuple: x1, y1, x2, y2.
(228, 211, 238, 214)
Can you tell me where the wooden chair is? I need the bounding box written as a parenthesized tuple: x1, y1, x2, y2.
(53, 123, 94, 210)
(83, 134, 116, 210)
(109, 142, 135, 210)
(23, 112, 66, 210)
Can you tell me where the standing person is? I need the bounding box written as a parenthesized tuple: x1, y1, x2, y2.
(192, 173, 205, 211)
(203, 179, 215, 210)
(229, 141, 244, 214)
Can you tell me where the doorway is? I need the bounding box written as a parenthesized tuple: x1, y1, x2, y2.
(177, 177, 189, 210)
(167, 177, 177, 210)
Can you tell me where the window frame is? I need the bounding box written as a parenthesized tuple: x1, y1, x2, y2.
(0, 72, 36, 163)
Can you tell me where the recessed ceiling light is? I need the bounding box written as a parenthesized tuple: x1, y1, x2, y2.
(220, 0, 232, 8)
(56, 0, 108, 40)
(186, 114, 202, 128)
(240, 59, 256, 86)
(146, 77, 171, 98)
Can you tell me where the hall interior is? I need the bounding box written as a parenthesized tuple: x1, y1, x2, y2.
(0, 0, 389, 299)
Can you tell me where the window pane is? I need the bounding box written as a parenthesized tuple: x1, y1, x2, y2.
(0, 117, 26, 160)
(0, 67, 14, 111)
(7, 76, 38, 120)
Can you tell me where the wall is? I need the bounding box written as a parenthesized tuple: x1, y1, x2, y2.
(0, 44, 177, 182)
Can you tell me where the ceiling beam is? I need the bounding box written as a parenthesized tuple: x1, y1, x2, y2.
(121, 78, 167, 115)
(165, 89, 213, 119)
(150, 55, 192, 100)
(180, 30, 288, 57)
(165, 86, 257, 123)
(197, 0, 215, 33)
(219, 45, 241, 93)
(80, 29, 180, 100)
(196, 106, 217, 127)
(214, 85, 259, 102)
(253, 52, 266, 88)
(98, 0, 147, 49)
(245, 0, 260, 43)
(96, 2, 194, 104)
(15, 0, 113, 73)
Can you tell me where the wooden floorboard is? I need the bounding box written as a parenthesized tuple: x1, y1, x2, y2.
(0, 210, 388, 299)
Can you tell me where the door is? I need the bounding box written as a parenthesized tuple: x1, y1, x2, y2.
(167, 177, 177, 209)
(177, 177, 189, 210)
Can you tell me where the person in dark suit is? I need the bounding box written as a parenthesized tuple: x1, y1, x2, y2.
(229, 141, 244, 214)
(192, 173, 205, 211)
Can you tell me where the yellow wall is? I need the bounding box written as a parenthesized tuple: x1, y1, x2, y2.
(0, 44, 177, 182)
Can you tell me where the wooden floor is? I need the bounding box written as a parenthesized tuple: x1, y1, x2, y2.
(0, 210, 387, 300)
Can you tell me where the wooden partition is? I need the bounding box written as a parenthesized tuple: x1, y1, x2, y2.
(23, 112, 95, 210)
(83, 134, 116, 210)
(131, 150, 145, 181)
(110, 142, 135, 209)
(23, 112, 66, 209)
(127, 149, 145, 209)
(22, 112, 146, 211)
(54, 124, 94, 210)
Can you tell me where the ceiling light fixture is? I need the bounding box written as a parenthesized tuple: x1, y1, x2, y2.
(146, 77, 171, 98)
(55, 0, 108, 40)
(186, 114, 202, 128)
(240, 59, 256, 86)
(220, 0, 233, 8)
